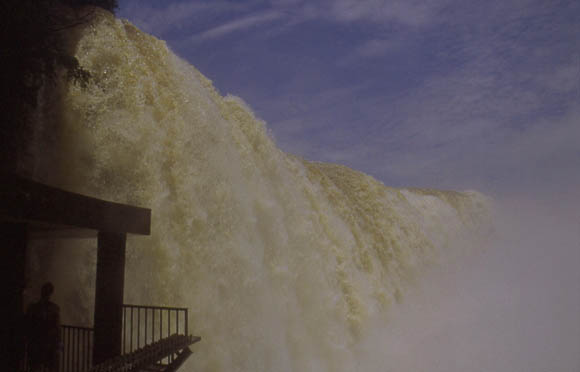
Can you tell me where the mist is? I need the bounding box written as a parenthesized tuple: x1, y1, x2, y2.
(356, 193, 580, 372)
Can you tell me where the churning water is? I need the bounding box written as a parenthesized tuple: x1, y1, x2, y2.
(26, 12, 496, 372)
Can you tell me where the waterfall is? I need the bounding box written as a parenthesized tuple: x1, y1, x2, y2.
(27, 11, 490, 372)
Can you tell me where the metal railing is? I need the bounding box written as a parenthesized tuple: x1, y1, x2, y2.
(20, 305, 190, 372)
(121, 304, 189, 365)
(60, 325, 94, 372)
(19, 325, 93, 372)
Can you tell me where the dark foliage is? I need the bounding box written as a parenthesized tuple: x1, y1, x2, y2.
(0, 0, 117, 171)
(61, 0, 118, 12)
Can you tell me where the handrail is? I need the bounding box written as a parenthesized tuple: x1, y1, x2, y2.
(21, 305, 194, 372)
(61, 325, 94, 372)
(121, 304, 189, 365)
(123, 304, 188, 311)
(20, 324, 94, 372)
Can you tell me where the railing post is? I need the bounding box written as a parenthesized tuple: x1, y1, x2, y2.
(137, 307, 141, 350)
(185, 309, 189, 337)
(145, 308, 148, 345)
(130, 306, 134, 353)
(122, 306, 126, 355)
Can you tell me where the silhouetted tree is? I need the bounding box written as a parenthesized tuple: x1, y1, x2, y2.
(0, 0, 117, 172)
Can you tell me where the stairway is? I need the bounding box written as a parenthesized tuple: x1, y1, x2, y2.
(89, 334, 201, 372)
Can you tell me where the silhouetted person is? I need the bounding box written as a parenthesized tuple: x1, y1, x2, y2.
(26, 282, 61, 372)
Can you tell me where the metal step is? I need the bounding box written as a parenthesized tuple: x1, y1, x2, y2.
(89, 334, 201, 372)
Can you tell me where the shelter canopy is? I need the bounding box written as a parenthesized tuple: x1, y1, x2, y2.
(0, 172, 151, 238)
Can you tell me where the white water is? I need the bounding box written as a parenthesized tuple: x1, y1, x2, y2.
(26, 11, 494, 372)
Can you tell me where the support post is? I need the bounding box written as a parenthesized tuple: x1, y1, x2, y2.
(0, 223, 27, 372)
(93, 231, 126, 365)
(164, 347, 193, 372)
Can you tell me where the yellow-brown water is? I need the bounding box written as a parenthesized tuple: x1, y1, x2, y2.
(27, 12, 490, 372)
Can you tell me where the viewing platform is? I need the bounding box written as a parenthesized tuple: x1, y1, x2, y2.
(60, 305, 201, 372)
(1, 173, 201, 372)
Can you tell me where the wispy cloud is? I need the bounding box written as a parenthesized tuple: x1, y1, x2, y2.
(338, 38, 401, 66)
(534, 63, 580, 94)
(119, 1, 268, 39)
(119, 1, 223, 36)
(269, 0, 449, 27)
(121, 0, 580, 197)
(190, 11, 283, 43)
(327, 0, 444, 26)
(121, 0, 450, 46)
(362, 50, 580, 194)
(355, 39, 398, 58)
(263, 0, 580, 195)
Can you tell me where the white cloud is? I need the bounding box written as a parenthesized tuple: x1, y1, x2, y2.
(120, 1, 265, 38)
(190, 11, 283, 43)
(535, 63, 580, 94)
(269, 0, 449, 28)
(271, 29, 579, 195)
(119, 2, 220, 35)
(373, 60, 580, 194)
(355, 39, 398, 58)
(120, 0, 580, 197)
(329, 0, 439, 26)
(122, 0, 450, 45)
(338, 38, 400, 65)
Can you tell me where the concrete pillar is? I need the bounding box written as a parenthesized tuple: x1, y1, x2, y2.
(0, 223, 27, 372)
(93, 231, 126, 365)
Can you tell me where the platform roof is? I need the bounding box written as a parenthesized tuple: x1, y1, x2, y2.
(0, 173, 150, 237)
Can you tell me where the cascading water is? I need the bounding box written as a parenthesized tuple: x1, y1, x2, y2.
(27, 11, 490, 372)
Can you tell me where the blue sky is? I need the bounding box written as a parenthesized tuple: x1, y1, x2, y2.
(118, 0, 579, 198)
